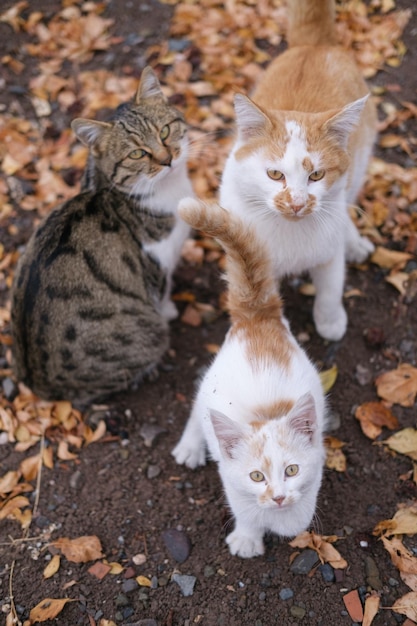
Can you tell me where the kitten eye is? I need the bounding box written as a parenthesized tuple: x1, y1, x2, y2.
(267, 169, 285, 181)
(250, 470, 265, 482)
(285, 464, 299, 477)
(160, 125, 170, 141)
(129, 149, 148, 160)
(309, 170, 325, 182)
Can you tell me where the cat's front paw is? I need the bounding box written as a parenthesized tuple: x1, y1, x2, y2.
(226, 530, 264, 558)
(172, 440, 206, 469)
(313, 304, 347, 342)
(161, 299, 178, 321)
(346, 235, 375, 264)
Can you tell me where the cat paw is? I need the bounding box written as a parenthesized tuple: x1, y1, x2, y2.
(161, 299, 178, 321)
(226, 530, 264, 558)
(313, 305, 347, 342)
(346, 235, 375, 264)
(172, 441, 206, 469)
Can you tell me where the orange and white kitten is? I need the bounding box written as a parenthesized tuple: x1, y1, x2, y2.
(219, 0, 376, 341)
(172, 198, 325, 558)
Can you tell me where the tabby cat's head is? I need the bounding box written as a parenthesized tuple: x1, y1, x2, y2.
(231, 93, 368, 220)
(71, 67, 188, 194)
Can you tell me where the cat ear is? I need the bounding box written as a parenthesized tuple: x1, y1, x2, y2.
(287, 393, 317, 441)
(324, 95, 369, 147)
(71, 118, 112, 148)
(234, 94, 270, 141)
(135, 66, 166, 103)
(210, 409, 247, 459)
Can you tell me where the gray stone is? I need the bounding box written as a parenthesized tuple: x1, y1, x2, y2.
(139, 424, 166, 448)
(204, 565, 215, 578)
(121, 579, 139, 594)
(2, 377, 16, 399)
(290, 606, 306, 619)
(147, 464, 161, 479)
(162, 528, 192, 563)
(172, 573, 197, 597)
(115, 593, 129, 607)
(279, 587, 294, 600)
(319, 563, 335, 583)
(290, 549, 319, 575)
(365, 555, 383, 590)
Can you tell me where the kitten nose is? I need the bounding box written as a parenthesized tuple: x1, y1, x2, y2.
(273, 495, 285, 506)
(160, 155, 172, 167)
(291, 202, 304, 214)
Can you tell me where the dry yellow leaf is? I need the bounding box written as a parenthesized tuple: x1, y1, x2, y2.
(374, 504, 417, 537)
(383, 428, 417, 461)
(52, 535, 104, 563)
(20, 453, 41, 481)
(325, 437, 347, 472)
(0, 470, 20, 494)
(371, 246, 412, 269)
(375, 364, 417, 407)
(43, 554, 61, 579)
(385, 271, 410, 295)
(0, 495, 30, 520)
(136, 575, 152, 587)
(319, 365, 338, 394)
(392, 591, 417, 621)
(57, 440, 78, 461)
(289, 531, 347, 569)
(29, 598, 74, 623)
(362, 593, 380, 626)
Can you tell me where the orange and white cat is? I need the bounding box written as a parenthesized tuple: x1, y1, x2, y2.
(172, 198, 326, 558)
(220, 0, 376, 341)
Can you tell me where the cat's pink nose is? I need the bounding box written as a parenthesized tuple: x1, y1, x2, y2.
(291, 203, 304, 214)
(273, 495, 285, 506)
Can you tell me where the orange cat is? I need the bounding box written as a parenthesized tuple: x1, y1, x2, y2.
(220, 0, 376, 341)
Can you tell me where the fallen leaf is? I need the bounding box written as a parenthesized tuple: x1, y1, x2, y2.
(392, 591, 417, 621)
(375, 364, 417, 407)
(29, 598, 74, 622)
(355, 402, 399, 439)
(136, 575, 152, 587)
(363, 593, 380, 626)
(371, 246, 412, 269)
(289, 531, 347, 569)
(320, 365, 338, 394)
(383, 428, 417, 461)
(374, 504, 417, 537)
(51, 535, 104, 563)
(43, 554, 60, 579)
(324, 436, 347, 472)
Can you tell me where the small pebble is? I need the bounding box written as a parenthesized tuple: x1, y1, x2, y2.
(365, 555, 383, 590)
(139, 424, 166, 448)
(162, 528, 192, 563)
(121, 579, 139, 594)
(279, 587, 294, 600)
(2, 377, 16, 399)
(319, 563, 335, 583)
(290, 606, 306, 619)
(204, 565, 215, 578)
(172, 573, 197, 597)
(258, 591, 266, 601)
(389, 577, 399, 587)
(147, 464, 161, 479)
(115, 593, 129, 607)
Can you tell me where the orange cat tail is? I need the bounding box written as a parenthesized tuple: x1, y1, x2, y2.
(286, 0, 337, 48)
(178, 198, 282, 324)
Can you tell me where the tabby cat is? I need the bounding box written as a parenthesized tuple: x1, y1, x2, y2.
(11, 66, 193, 407)
(220, 0, 376, 341)
(173, 198, 326, 558)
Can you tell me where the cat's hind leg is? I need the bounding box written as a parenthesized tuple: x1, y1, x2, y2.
(345, 215, 374, 263)
(172, 404, 207, 469)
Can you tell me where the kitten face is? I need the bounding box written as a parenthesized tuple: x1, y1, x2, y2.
(232, 95, 366, 221)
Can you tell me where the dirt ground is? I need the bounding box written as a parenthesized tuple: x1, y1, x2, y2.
(0, 1, 417, 625)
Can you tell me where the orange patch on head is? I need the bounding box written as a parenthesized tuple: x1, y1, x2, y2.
(254, 399, 295, 421)
(302, 156, 314, 172)
(259, 482, 274, 504)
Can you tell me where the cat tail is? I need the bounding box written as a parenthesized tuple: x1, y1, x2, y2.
(178, 198, 283, 324)
(286, 0, 337, 48)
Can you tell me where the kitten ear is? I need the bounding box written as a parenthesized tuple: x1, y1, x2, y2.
(135, 66, 166, 103)
(210, 409, 247, 459)
(71, 118, 112, 148)
(324, 95, 369, 147)
(234, 94, 270, 142)
(287, 393, 317, 441)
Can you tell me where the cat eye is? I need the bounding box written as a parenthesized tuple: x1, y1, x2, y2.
(267, 169, 285, 182)
(160, 125, 170, 141)
(129, 149, 148, 160)
(285, 464, 299, 477)
(309, 170, 325, 182)
(250, 470, 265, 482)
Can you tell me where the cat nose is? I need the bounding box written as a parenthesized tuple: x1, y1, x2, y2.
(160, 155, 172, 167)
(291, 202, 304, 214)
(273, 495, 285, 506)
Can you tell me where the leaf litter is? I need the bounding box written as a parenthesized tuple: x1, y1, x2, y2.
(0, 0, 416, 623)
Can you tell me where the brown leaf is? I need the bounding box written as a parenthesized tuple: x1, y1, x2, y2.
(392, 591, 417, 621)
(52, 535, 104, 563)
(363, 593, 380, 626)
(43, 554, 61, 579)
(289, 531, 347, 569)
(355, 402, 399, 439)
(383, 428, 417, 461)
(375, 364, 417, 407)
(374, 504, 417, 537)
(29, 598, 74, 622)
(324, 437, 347, 472)
(371, 246, 412, 269)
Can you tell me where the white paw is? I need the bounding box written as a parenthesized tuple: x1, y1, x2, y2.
(161, 299, 178, 321)
(226, 530, 264, 558)
(313, 304, 347, 341)
(172, 440, 206, 469)
(346, 235, 374, 264)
